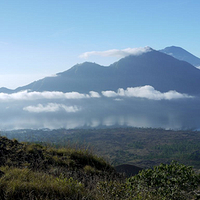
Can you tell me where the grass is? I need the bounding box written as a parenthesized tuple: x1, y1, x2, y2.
(0, 166, 86, 200)
(0, 135, 200, 199)
(0, 136, 120, 199)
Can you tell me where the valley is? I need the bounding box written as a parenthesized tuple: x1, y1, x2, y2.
(2, 127, 200, 170)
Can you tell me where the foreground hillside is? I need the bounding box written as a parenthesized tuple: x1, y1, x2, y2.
(0, 136, 200, 199)
(0, 136, 117, 199)
(3, 127, 200, 170)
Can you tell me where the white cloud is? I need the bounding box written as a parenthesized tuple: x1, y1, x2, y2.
(89, 91, 101, 98)
(102, 85, 193, 100)
(101, 90, 118, 98)
(0, 86, 192, 102)
(0, 90, 101, 101)
(23, 103, 81, 113)
(196, 66, 200, 69)
(79, 47, 152, 59)
(46, 74, 58, 78)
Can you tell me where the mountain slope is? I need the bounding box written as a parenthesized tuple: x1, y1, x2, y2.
(0, 87, 13, 94)
(109, 50, 200, 95)
(160, 46, 200, 67)
(12, 49, 200, 96)
(14, 62, 113, 93)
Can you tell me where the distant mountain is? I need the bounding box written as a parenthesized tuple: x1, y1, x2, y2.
(14, 62, 112, 93)
(159, 46, 200, 67)
(9, 48, 200, 96)
(6, 49, 199, 96)
(2, 47, 200, 130)
(0, 87, 13, 94)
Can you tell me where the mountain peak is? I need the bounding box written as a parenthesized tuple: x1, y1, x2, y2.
(145, 46, 154, 51)
(160, 46, 200, 67)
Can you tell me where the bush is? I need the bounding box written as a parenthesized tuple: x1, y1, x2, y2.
(96, 161, 200, 200)
(96, 179, 164, 200)
(127, 161, 200, 200)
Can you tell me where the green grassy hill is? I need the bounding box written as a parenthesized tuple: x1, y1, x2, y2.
(0, 136, 118, 199)
(0, 136, 200, 199)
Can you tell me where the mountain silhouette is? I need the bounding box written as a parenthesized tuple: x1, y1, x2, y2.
(160, 46, 200, 67)
(1, 48, 200, 130)
(3, 48, 200, 96)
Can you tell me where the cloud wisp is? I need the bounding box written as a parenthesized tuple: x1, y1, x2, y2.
(102, 85, 193, 100)
(79, 47, 152, 59)
(23, 103, 81, 113)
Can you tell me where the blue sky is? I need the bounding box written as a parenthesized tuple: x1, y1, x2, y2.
(0, 0, 200, 89)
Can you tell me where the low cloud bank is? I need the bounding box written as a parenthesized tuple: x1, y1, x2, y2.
(0, 86, 193, 102)
(0, 90, 100, 101)
(0, 90, 198, 130)
(102, 85, 193, 100)
(23, 103, 81, 113)
(79, 47, 152, 59)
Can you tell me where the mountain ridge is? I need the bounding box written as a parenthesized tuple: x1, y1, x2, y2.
(1, 47, 200, 96)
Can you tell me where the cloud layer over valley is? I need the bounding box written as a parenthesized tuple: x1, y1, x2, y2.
(102, 86, 193, 100)
(0, 86, 192, 102)
(0, 85, 199, 130)
(0, 90, 101, 101)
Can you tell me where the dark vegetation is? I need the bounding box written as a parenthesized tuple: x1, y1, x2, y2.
(0, 136, 117, 199)
(0, 135, 200, 199)
(3, 127, 200, 170)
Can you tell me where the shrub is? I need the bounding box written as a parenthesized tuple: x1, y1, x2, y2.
(127, 161, 200, 200)
(96, 161, 200, 200)
(96, 179, 164, 200)
(84, 165, 97, 174)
